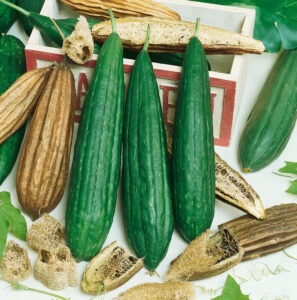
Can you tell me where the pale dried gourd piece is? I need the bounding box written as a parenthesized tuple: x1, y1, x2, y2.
(116, 281, 196, 300)
(0, 240, 32, 282)
(26, 213, 64, 251)
(81, 241, 143, 295)
(166, 230, 244, 281)
(34, 244, 78, 290)
(62, 15, 94, 64)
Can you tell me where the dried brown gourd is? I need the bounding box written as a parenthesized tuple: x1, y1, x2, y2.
(59, 0, 180, 20)
(215, 153, 265, 219)
(81, 241, 143, 295)
(167, 203, 297, 280)
(26, 213, 64, 251)
(92, 16, 265, 55)
(16, 61, 76, 220)
(62, 15, 94, 64)
(34, 244, 78, 290)
(116, 281, 196, 300)
(0, 66, 53, 144)
(166, 133, 265, 219)
(0, 240, 32, 282)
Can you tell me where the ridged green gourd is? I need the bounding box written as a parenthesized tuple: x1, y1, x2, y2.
(122, 26, 174, 271)
(171, 20, 215, 242)
(0, 0, 17, 33)
(65, 10, 124, 261)
(0, 35, 27, 184)
(238, 49, 297, 172)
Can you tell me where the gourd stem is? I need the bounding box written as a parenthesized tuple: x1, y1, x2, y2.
(0, 0, 29, 16)
(143, 25, 150, 52)
(9, 282, 69, 300)
(108, 8, 117, 33)
(51, 18, 65, 41)
(194, 18, 200, 37)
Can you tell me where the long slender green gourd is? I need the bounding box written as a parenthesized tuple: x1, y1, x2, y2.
(122, 25, 174, 271)
(171, 19, 216, 242)
(65, 9, 124, 261)
(239, 49, 297, 172)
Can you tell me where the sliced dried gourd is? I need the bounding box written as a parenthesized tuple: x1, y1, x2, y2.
(0, 240, 32, 282)
(34, 244, 77, 290)
(167, 203, 297, 280)
(81, 241, 143, 295)
(26, 213, 64, 251)
(166, 230, 244, 281)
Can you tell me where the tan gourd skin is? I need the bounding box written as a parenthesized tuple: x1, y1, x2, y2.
(16, 61, 76, 220)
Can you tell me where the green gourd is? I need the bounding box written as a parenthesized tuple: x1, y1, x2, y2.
(0, 0, 17, 33)
(238, 49, 297, 172)
(122, 25, 174, 271)
(0, 35, 27, 184)
(170, 20, 215, 242)
(65, 10, 124, 261)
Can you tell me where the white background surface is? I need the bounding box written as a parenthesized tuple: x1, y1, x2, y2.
(1, 17, 297, 300)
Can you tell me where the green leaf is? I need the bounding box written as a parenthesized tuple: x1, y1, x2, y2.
(286, 179, 297, 195)
(278, 161, 297, 175)
(0, 217, 9, 260)
(190, 0, 297, 52)
(212, 275, 250, 300)
(0, 191, 27, 258)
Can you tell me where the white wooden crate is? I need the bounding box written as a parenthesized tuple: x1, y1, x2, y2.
(25, 0, 257, 146)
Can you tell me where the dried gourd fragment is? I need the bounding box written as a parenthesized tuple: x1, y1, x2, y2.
(62, 15, 94, 64)
(26, 213, 64, 251)
(0, 240, 32, 282)
(166, 230, 244, 281)
(116, 281, 196, 300)
(81, 241, 143, 295)
(34, 244, 77, 290)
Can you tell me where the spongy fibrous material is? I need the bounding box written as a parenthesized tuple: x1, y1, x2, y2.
(0, 240, 32, 282)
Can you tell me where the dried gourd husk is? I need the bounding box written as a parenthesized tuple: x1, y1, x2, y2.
(214, 153, 265, 219)
(116, 281, 196, 300)
(59, 0, 180, 20)
(81, 241, 143, 295)
(62, 15, 94, 64)
(34, 244, 78, 290)
(26, 213, 64, 251)
(0, 240, 32, 282)
(92, 16, 265, 55)
(167, 203, 297, 280)
(220, 203, 297, 260)
(166, 230, 244, 281)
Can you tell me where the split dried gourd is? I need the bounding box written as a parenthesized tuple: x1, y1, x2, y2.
(81, 241, 143, 295)
(167, 203, 297, 280)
